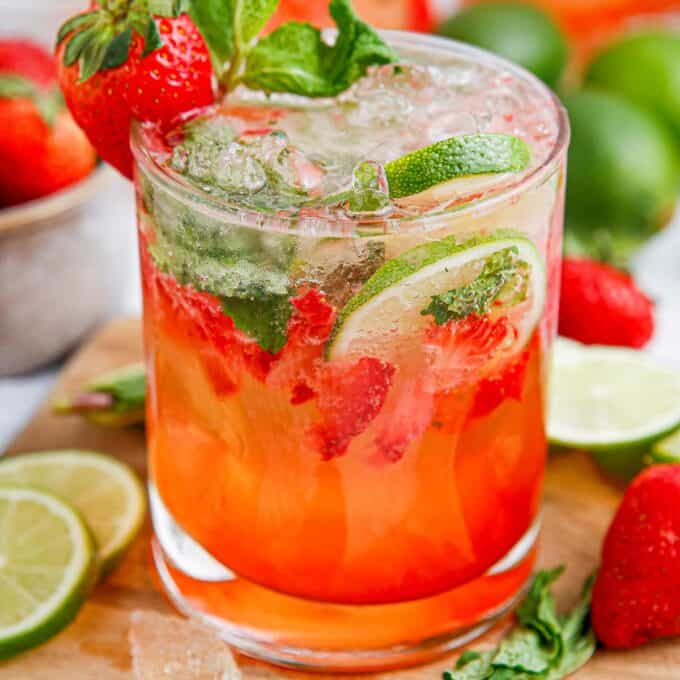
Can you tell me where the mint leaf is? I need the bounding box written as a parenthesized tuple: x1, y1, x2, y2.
(492, 629, 553, 674)
(516, 566, 564, 645)
(221, 294, 292, 353)
(443, 652, 493, 680)
(189, 0, 235, 66)
(188, 0, 279, 79)
(242, 0, 399, 97)
(236, 0, 280, 47)
(444, 568, 595, 680)
(422, 247, 529, 325)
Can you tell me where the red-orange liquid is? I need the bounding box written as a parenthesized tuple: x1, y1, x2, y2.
(142, 238, 547, 629)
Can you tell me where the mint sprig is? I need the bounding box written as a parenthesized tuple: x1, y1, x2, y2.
(242, 0, 399, 96)
(422, 247, 529, 325)
(444, 568, 596, 680)
(188, 0, 398, 95)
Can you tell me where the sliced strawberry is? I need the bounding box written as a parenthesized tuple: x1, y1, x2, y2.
(372, 375, 434, 463)
(142, 239, 275, 389)
(424, 314, 515, 392)
(310, 358, 395, 460)
(267, 288, 336, 400)
(290, 381, 316, 405)
(469, 345, 531, 419)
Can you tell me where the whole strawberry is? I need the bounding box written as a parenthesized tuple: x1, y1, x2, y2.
(559, 257, 654, 348)
(0, 75, 96, 206)
(0, 39, 57, 87)
(56, 1, 215, 178)
(592, 464, 680, 649)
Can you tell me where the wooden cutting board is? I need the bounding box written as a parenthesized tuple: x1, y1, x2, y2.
(1, 318, 679, 679)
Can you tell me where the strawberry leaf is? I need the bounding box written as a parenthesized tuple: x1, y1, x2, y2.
(63, 25, 99, 67)
(241, 0, 399, 97)
(79, 32, 115, 81)
(0, 74, 37, 99)
(56, 11, 99, 47)
(142, 19, 163, 58)
(102, 28, 133, 70)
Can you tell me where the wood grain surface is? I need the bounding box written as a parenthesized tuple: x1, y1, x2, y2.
(1, 318, 678, 679)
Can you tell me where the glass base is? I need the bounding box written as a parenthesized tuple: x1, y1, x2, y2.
(151, 487, 538, 672)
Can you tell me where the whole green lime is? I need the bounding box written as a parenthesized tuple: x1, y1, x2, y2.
(564, 89, 680, 264)
(586, 31, 680, 142)
(436, 2, 568, 88)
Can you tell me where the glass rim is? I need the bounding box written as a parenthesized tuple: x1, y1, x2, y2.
(131, 30, 569, 237)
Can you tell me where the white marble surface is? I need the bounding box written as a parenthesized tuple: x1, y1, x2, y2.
(1, 202, 679, 453)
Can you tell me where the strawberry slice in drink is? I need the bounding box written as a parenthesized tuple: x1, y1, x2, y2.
(310, 358, 395, 460)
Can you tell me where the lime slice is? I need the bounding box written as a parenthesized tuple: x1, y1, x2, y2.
(549, 342, 680, 451)
(648, 428, 680, 465)
(0, 486, 96, 660)
(384, 134, 531, 200)
(0, 451, 146, 576)
(328, 234, 545, 362)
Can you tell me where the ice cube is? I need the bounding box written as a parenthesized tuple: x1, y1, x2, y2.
(215, 144, 267, 193)
(346, 161, 391, 214)
(129, 610, 241, 680)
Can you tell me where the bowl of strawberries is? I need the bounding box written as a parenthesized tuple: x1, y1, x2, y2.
(0, 38, 129, 375)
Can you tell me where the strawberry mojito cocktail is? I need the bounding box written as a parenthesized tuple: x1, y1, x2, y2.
(57, 0, 568, 671)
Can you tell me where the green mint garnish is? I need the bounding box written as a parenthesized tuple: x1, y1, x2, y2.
(421, 247, 529, 324)
(242, 0, 399, 96)
(189, 0, 398, 95)
(221, 293, 292, 353)
(444, 568, 596, 680)
(147, 198, 298, 353)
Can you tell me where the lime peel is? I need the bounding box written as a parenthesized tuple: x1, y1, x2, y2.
(0, 450, 146, 576)
(328, 233, 544, 361)
(0, 485, 96, 660)
(384, 133, 531, 199)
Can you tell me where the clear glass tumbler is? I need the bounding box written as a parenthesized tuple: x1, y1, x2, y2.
(133, 32, 568, 672)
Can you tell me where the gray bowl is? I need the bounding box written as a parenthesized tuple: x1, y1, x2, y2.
(0, 167, 135, 375)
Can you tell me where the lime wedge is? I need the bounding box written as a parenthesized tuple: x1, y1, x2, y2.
(385, 134, 531, 199)
(648, 428, 680, 465)
(0, 486, 96, 660)
(549, 341, 680, 451)
(0, 451, 146, 576)
(328, 234, 545, 362)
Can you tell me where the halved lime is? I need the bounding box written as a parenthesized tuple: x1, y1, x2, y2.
(549, 342, 680, 452)
(328, 234, 545, 362)
(0, 451, 146, 576)
(384, 134, 531, 200)
(648, 428, 680, 465)
(0, 485, 96, 660)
